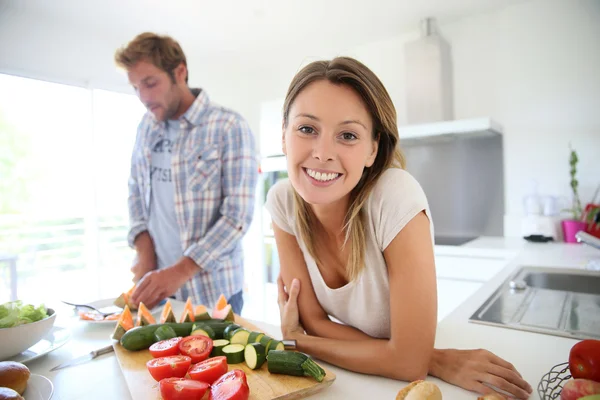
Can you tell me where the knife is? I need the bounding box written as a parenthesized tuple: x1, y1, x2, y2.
(50, 344, 114, 371)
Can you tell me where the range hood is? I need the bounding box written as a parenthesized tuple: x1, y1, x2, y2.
(400, 18, 503, 144)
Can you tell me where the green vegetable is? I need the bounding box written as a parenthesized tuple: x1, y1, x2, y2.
(0, 301, 48, 328)
(154, 325, 177, 341)
(267, 350, 326, 382)
(120, 322, 195, 351)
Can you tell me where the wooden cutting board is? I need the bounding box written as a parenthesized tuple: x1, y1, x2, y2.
(113, 315, 336, 400)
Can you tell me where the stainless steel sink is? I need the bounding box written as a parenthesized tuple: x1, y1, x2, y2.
(469, 266, 600, 340)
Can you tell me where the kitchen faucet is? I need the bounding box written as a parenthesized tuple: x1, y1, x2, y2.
(576, 231, 600, 270)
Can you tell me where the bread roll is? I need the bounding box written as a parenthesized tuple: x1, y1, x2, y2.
(0, 387, 24, 400)
(396, 380, 443, 400)
(0, 361, 30, 395)
(477, 394, 506, 400)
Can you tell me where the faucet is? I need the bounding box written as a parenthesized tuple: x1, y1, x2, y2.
(576, 231, 600, 271)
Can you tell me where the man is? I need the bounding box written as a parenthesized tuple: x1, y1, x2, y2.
(114, 32, 258, 314)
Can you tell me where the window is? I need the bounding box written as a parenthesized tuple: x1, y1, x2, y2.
(0, 74, 145, 304)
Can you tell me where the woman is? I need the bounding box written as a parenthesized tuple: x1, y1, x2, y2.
(265, 57, 532, 399)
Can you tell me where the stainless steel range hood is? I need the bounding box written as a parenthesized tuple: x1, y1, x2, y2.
(399, 117, 503, 145)
(401, 18, 503, 144)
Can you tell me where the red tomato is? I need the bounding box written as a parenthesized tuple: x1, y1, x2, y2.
(569, 339, 600, 382)
(178, 336, 213, 364)
(149, 337, 183, 358)
(159, 378, 210, 400)
(209, 369, 250, 400)
(188, 356, 228, 384)
(146, 355, 191, 382)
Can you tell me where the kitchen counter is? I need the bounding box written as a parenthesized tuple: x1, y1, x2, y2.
(24, 239, 600, 400)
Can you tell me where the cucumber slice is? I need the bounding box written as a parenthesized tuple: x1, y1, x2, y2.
(222, 343, 245, 364)
(154, 325, 177, 342)
(259, 335, 273, 349)
(247, 331, 265, 343)
(267, 340, 285, 353)
(244, 343, 266, 370)
(211, 339, 230, 357)
(229, 328, 251, 345)
(191, 323, 216, 339)
(223, 324, 242, 340)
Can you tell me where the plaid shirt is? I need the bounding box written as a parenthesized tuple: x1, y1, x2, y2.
(127, 89, 258, 309)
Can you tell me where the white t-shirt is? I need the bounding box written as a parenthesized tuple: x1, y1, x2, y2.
(265, 168, 433, 339)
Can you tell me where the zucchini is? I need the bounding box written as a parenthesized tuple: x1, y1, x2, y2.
(200, 320, 234, 339)
(222, 343, 245, 364)
(120, 322, 195, 351)
(229, 328, 251, 345)
(211, 339, 230, 357)
(244, 343, 266, 370)
(154, 325, 177, 342)
(191, 323, 216, 339)
(267, 350, 326, 382)
(223, 324, 242, 340)
(259, 335, 273, 349)
(267, 340, 285, 353)
(247, 331, 265, 344)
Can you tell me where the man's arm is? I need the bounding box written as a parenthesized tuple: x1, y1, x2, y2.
(183, 117, 259, 270)
(127, 120, 157, 281)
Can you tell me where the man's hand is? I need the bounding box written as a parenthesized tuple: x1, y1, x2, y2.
(130, 257, 199, 309)
(131, 256, 156, 283)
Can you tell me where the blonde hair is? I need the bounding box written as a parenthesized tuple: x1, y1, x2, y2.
(283, 57, 405, 282)
(114, 32, 188, 83)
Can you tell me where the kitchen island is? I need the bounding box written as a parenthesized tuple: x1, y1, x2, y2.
(24, 238, 600, 399)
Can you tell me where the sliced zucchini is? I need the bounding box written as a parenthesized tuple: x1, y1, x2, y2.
(267, 340, 285, 353)
(267, 350, 326, 382)
(247, 331, 265, 344)
(211, 339, 230, 357)
(154, 325, 177, 342)
(244, 343, 266, 370)
(190, 323, 216, 339)
(223, 324, 242, 340)
(259, 335, 273, 349)
(229, 328, 251, 345)
(222, 343, 245, 364)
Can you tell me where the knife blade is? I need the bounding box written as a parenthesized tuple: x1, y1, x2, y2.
(50, 344, 114, 371)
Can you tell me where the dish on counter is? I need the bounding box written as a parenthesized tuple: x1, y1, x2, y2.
(6, 326, 71, 364)
(76, 298, 163, 324)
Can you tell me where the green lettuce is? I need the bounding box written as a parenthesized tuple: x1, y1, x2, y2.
(0, 300, 48, 328)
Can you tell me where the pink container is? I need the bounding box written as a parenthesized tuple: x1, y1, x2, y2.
(561, 220, 587, 243)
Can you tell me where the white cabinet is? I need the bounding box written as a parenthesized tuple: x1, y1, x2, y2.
(434, 254, 511, 321)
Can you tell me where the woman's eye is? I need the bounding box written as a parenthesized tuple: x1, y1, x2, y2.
(146, 82, 156, 89)
(299, 126, 315, 134)
(341, 132, 357, 141)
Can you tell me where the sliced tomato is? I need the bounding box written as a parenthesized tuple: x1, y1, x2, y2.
(146, 355, 191, 381)
(178, 335, 213, 364)
(209, 369, 249, 400)
(159, 378, 209, 400)
(188, 356, 228, 384)
(149, 337, 183, 358)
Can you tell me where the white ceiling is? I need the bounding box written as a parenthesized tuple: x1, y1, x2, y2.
(1, 0, 530, 61)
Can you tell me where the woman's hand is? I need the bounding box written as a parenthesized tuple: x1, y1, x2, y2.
(430, 348, 533, 399)
(277, 275, 305, 339)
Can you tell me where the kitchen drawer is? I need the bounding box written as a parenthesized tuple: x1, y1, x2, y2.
(435, 255, 508, 282)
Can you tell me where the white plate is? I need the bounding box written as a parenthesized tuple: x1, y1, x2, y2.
(7, 326, 71, 364)
(76, 298, 164, 324)
(22, 374, 54, 400)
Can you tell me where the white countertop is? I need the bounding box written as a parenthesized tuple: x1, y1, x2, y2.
(22, 237, 600, 400)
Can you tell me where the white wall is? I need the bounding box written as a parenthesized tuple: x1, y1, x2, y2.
(2, 0, 599, 237)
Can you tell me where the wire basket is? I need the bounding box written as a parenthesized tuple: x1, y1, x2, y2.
(538, 362, 571, 399)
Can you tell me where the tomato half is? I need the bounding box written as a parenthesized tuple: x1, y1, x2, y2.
(188, 356, 228, 384)
(178, 336, 213, 364)
(569, 339, 600, 382)
(159, 378, 210, 400)
(149, 337, 183, 358)
(146, 355, 191, 381)
(209, 369, 250, 400)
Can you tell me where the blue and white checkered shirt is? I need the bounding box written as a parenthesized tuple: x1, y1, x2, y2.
(127, 89, 258, 309)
